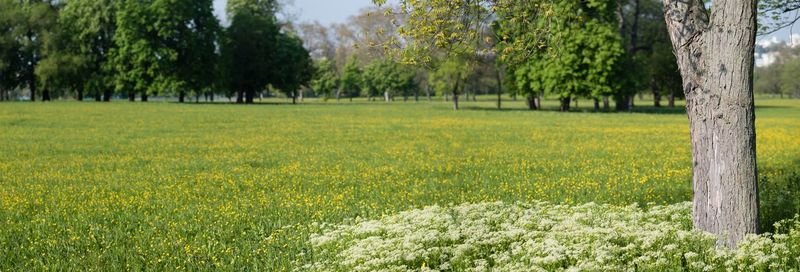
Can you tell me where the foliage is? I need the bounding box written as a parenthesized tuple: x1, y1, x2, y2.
(428, 58, 470, 97)
(361, 59, 416, 100)
(221, 1, 280, 103)
(301, 202, 800, 271)
(272, 32, 313, 101)
(0, 100, 798, 270)
(310, 59, 339, 99)
(339, 56, 363, 99)
(506, 0, 623, 106)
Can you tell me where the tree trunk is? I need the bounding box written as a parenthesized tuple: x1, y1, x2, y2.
(603, 96, 610, 110)
(669, 89, 676, 107)
(29, 77, 36, 102)
(654, 91, 661, 107)
(445, 92, 449, 102)
(496, 69, 503, 110)
(559, 97, 571, 112)
(245, 90, 254, 104)
(527, 96, 537, 110)
(336, 89, 341, 102)
(384, 91, 390, 102)
(236, 90, 244, 104)
(292, 91, 297, 104)
(426, 86, 432, 101)
(94, 93, 101, 102)
(615, 95, 630, 111)
(128, 92, 135, 102)
(664, 0, 759, 248)
(179, 91, 186, 103)
(104, 90, 112, 102)
(534, 95, 541, 110)
(594, 98, 600, 111)
(141, 93, 148, 102)
(452, 93, 459, 110)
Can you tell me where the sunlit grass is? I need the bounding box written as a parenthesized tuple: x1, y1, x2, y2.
(0, 98, 798, 270)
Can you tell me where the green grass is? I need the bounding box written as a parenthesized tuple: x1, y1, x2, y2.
(0, 98, 798, 270)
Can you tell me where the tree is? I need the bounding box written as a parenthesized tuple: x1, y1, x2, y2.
(362, 59, 416, 103)
(383, 0, 762, 247)
(0, 0, 24, 101)
(54, 0, 118, 102)
(13, 0, 59, 101)
(339, 56, 363, 101)
(273, 32, 313, 104)
(221, 1, 280, 104)
(310, 59, 339, 100)
(502, 0, 623, 112)
(429, 58, 470, 110)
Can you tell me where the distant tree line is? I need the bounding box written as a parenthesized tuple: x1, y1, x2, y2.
(0, 0, 693, 110)
(754, 45, 800, 98)
(0, 0, 313, 104)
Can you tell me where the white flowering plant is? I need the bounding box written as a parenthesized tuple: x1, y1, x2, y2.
(297, 202, 800, 271)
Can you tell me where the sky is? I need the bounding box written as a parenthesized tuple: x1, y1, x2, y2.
(213, 0, 375, 26)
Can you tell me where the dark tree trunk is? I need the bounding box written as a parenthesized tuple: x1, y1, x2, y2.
(245, 90, 254, 104)
(426, 86, 432, 101)
(141, 93, 148, 102)
(179, 91, 186, 103)
(196, 93, 200, 103)
(527, 96, 537, 110)
(104, 90, 112, 102)
(1, 89, 5, 101)
(94, 93, 101, 101)
(415, 89, 419, 102)
(236, 90, 244, 104)
(128, 92, 135, 102)
(665, 0, 759, 247)
(210, 93, 214, 102)
(452, 93, 459, 110)
(77, 89, 83, 101)
(654, 92, 661, 107)
(603, 96, 610, 110)
(560, 97, 571, 112)
(615, 96, 630, 111)
(594, 98, 600, 111)
(29, 78, 36, 102)
(42, 89, 51, 101)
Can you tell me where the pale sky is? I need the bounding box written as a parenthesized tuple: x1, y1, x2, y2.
(213, 0, 376, 26)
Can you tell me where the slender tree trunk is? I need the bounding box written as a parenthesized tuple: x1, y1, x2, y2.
(496, 68, 503, 110)
(28, 77, 36, 102)
(512, 93, 517, 101)
(336, 89, 341, 102)
(615, 95, 629, 111)
(415, 89, 419, 102)
(104, 90, 112, 102)
(665, 0, 759, 248)
(236, 90, 244, 104)
(179, 91, 186, 103)
(527, 96, 537, 110)
(594, 98, 600, 111)
(445, 92, 449, 102)
(94, 93, 101, 102)
(128, 92, 135, 102)
(210, 93, 214, 102)
(426, 86, 432, 101)
(669, 89, 676, 107)
(196, 93, 200, 103)
(77, 89, 83, 101)
(384, 91, 390, 102)
(141, 93, 148, 102)
(0, 88, 5, 101)
(452, 93, 459, 110)
(603, 96, 610, 110)
(292, 91, 297, 104)
(534, 95, 541, 110)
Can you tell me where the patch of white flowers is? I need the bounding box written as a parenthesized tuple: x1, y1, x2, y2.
(297, 202, 800, 271)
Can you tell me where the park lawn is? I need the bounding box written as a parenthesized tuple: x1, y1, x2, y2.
(0, 98, 798, 270)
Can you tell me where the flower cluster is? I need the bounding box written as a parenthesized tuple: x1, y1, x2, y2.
(300, 202, 800, 271)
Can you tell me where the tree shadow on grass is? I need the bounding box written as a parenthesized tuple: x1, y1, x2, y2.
(759, 160, 800, 233)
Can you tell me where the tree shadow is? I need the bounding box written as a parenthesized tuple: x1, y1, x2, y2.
(759, 159, 800, 233)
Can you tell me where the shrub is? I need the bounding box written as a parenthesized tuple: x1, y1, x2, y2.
(299, 202, 800, 271)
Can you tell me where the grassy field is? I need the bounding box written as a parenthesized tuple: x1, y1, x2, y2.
(0, 98, 798, 270)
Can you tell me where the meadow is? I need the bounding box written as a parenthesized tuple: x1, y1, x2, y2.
(0, 98, 798, 270)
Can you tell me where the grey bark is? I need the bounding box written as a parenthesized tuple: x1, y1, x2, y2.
(664, 0, 759, 247)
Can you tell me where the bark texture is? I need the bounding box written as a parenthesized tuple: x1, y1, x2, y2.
(664, 0, 759, 248)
